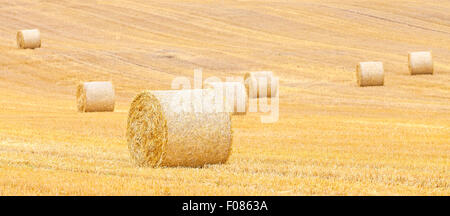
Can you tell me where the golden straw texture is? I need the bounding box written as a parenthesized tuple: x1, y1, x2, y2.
(408, 51, 433, 75)
(205, 82, 248, 115)
(76, 81, 115, 112)
(244, 71, 278, 98)
(356, 62, 384, 87)
(127, 89, 232, 167)
(17, 29, 41, 49)
(76, 83, 86, 112)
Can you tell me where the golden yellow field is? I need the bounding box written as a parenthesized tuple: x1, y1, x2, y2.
(0, 0, 448, 195)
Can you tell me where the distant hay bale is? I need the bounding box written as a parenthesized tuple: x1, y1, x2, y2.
(244, 71, 278, 98)
(408, 51, 433, 75)
(17, 29, 41, 49)
(76, 81, 115, 112)
(356, 62, 384, 87)
(127, 89, 232, 167)
(205, 82, 248, 115)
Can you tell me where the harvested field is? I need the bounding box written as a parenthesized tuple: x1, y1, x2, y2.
(0, 0, 448, 195)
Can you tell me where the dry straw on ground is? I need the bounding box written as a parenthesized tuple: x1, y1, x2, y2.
(356, 62, 384, 86)
(244, 71, 278, 98)
(76, 81, 115, 112)
(17, 29, 41, 49)
(205, 82, 248, 115)
(127, 89, 232, 168)
(408, 51, 433, 75)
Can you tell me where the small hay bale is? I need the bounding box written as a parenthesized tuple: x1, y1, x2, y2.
(76, 81, 115, 112)
(244, 71, 278, 98)
(408, 51, 433, 75)
(205, 82, 248, 115)
(356, 62, 384, 87)
(17, 29, 41, 49)
(127, 89, 232, 167)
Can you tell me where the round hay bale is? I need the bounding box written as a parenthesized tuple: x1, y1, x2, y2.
(76, 81, 115, 112)
(17, 29, 41, 49)
(408, 51, 433, 75)
(356, 62, 384, 87)
(127, 89, 232, 167)
(244, 71, 278, 98)
(205, 82, 248, 115)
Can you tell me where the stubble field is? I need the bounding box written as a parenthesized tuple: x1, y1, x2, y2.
(0, 0, 448, 195)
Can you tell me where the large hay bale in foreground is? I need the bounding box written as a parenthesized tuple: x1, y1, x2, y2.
(127, 89, 232, 167)
(356, 62, 384, 87)
(244, 71, 278, 98)
(205, 82, 248, 115)
(76, 81, 115, 112)
(17, 29, 41, 49)
(408, 51, 433, 75)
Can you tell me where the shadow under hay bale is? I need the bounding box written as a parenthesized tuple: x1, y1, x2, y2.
(127, 89, 232, 168)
